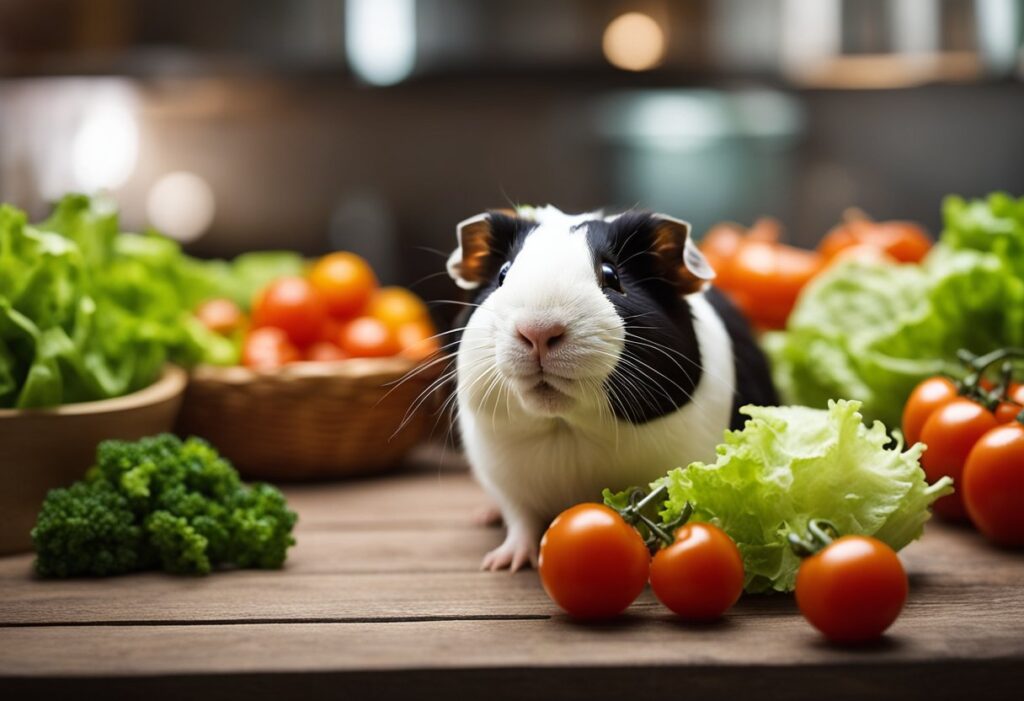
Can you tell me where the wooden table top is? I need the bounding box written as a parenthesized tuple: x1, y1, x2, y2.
(1, 449, 1023, 700)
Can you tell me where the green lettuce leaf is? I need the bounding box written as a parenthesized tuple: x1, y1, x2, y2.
(652, 401, 951, 594)
(766, 192, 1024, 427)
(0, 195, 295, 407)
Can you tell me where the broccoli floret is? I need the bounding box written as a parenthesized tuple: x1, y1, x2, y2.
(32, 434, 297, 577)
(32, 482, 145, 577)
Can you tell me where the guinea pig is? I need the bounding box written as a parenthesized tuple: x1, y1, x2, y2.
(446, 205, 777, 571)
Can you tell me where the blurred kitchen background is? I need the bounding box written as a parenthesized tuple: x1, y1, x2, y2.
(1, 0, 1022, 306)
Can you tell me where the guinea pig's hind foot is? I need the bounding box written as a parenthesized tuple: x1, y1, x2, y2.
(480, 529, 538, 572)
(472, 504, 503, 528)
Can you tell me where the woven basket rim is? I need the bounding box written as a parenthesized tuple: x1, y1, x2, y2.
(190, 356, 449, 385)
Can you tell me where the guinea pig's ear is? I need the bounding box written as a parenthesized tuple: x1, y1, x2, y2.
(650, 214, 716, 295)
(447, 213, 493, 290)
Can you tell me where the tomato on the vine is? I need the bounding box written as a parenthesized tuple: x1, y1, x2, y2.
(902, 376, 958, 446)
(963, 423, 1024, 547)
(252, 277, 327, 347)
(538, 503, 650, 619)
(919, 398, 999, 521)
(795, 535, 907, 644)
(649, 522, 744, 621)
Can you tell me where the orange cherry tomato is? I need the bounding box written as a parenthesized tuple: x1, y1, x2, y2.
(309, 252, 378, 319)
(368, 287, 430, 329)
(304, 341, 348, 362)
(538, 503, 650, 619)
(919, 398, 999, 521)
(242, 327, 301, 369)
(902, 376, 959, 446)
(397, 319, 441, 361)
(795, 535, 907, 644)
(963, 423, 1024, 547)
(252, 277, 327, 348)
(819, 215, 931, 264)
(649, 522, 744, 621)
(195, 298, 245, 336)
(700, 219, 779, 272)
(338, 316, 402, 358)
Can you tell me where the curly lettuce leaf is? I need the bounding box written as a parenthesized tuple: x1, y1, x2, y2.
(653, 401, 951, 594)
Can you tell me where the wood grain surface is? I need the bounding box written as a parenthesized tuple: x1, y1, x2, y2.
(1, 448, 1023, 700)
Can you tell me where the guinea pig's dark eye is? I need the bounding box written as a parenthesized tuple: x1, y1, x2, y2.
(497, 261, 511, 286)
(599, 262, 623, 293)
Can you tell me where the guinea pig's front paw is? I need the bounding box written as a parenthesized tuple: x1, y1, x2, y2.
(480, 528, 538, 572)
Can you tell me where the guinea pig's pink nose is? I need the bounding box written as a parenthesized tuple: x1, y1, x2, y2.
(515, 321, 567, 362)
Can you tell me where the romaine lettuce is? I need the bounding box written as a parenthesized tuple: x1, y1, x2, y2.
(0, 195, 302, 408)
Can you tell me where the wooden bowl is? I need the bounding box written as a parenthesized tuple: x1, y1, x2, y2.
(0, 365, 188, 555)
(175, 357, 447, 482)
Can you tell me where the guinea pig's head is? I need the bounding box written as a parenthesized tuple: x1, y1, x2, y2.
(448, 206, 715, 421)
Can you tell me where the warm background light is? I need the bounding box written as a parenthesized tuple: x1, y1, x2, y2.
(146, 171, 216, 242)
(602, 12, 666, 72)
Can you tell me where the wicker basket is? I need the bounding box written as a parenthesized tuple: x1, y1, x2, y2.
(175, 358, 448, 481)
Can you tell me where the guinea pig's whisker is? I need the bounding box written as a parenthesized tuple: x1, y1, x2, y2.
(624, 331, 736, 394)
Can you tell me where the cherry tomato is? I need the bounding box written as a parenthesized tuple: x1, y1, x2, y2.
(309, 252, 378, 319)
(397, 319, 441, 362)
(719, 240, 823, 330)
(795, 535, 907, 644)
(902, 376, 959, 446)
(994, 401, 1023, 424)
(994, 384, 1024, 423)
(242, 327, 300, 369)
(338, 317, 402, 358)
(252, 277, 327, 347)
(649, 523, 744, 621)
(538, 503, 650, 619)
(195, 298, 245, 336)
(963, 423, 1024, 547)
(919, 398, 999, 521)
(304, 341, 348, 362)
(819, 217, 931, 263)
(368, 287, 430, 329)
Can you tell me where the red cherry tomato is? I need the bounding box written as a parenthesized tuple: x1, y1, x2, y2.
(242, 327, 301, 369)
(994, 383, 1024, 424)
(338, 317, 402, 358)
(795, 535, 907, 644)
(538, 504, 650, 619)
(304, 342, 348, 362)
(963, 423, 1024, 547)
(649, 522, 744, 621)
(819, 217, 931, 263)
(252, 277, 327, 348)
(195, 298, 245, 336)
(902, 376, 959, 446)
(919, 398, 999, 521)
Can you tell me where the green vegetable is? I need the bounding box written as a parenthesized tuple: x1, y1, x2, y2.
(32, 434, 297, 577)
(0, 194, 303, 408)
(765, 192, 1024, 427)
(607, 401, 951, 594)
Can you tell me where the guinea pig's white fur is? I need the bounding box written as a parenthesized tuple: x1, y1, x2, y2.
(454, 206, 736, 571)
